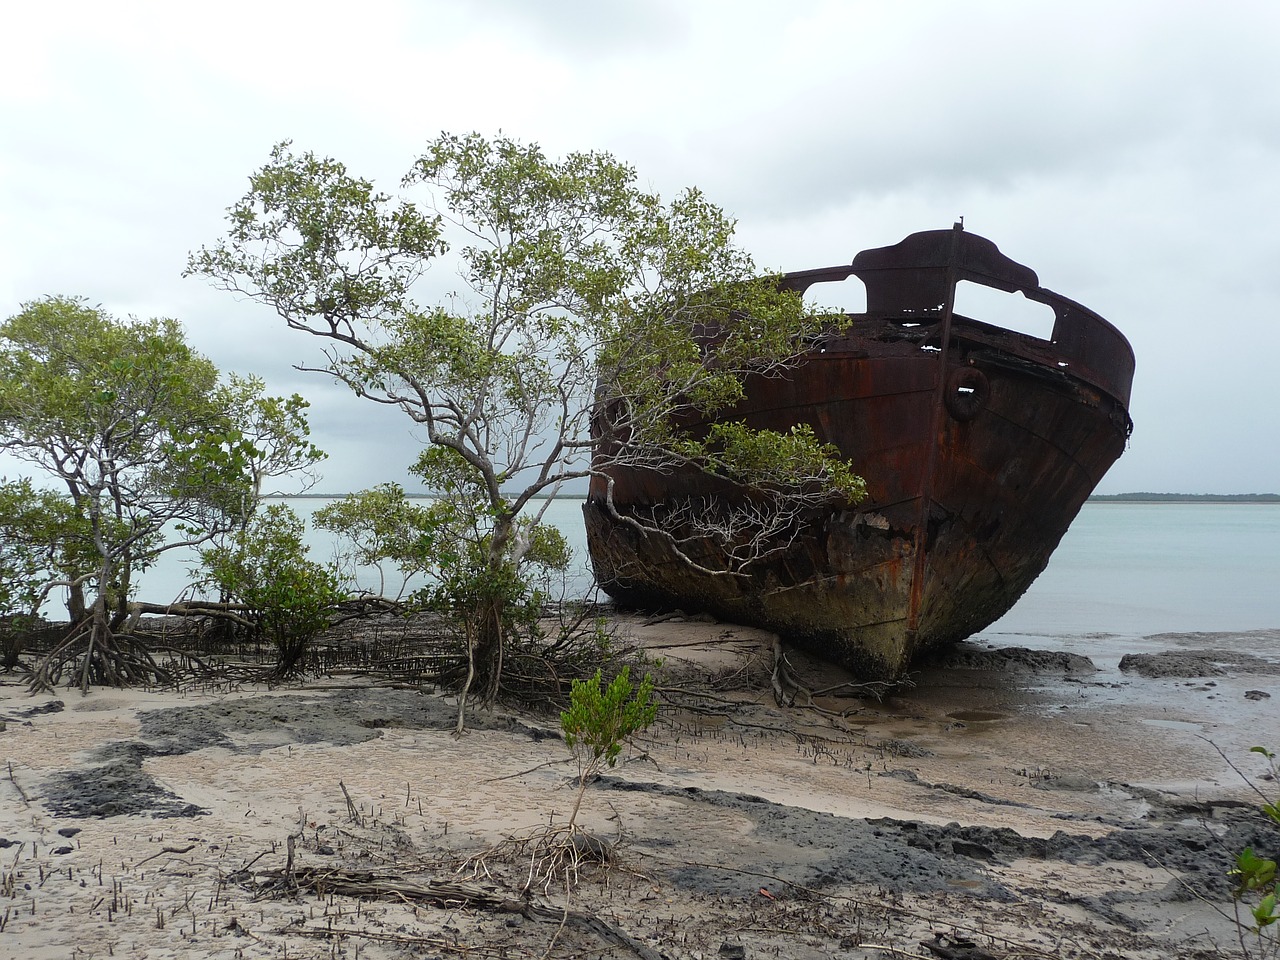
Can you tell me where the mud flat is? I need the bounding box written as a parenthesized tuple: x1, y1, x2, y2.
(1, 614, 1278, 959)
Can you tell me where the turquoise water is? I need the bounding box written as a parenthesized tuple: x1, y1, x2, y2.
(136, 500, 1280, 640)
(984, 502, 1280, 639)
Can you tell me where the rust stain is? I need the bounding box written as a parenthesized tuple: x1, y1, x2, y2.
(585, 225, 1135, 678)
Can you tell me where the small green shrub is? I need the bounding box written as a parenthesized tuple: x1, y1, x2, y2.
(1231, 747, 1280, 958)
(560, 666, 657, 830)
(200, 504, 345, 680)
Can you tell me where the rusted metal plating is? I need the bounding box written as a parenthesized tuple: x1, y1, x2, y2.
(585, 224, 1135, 677)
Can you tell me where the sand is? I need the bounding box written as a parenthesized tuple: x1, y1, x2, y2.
(2, 615, 1278, 959)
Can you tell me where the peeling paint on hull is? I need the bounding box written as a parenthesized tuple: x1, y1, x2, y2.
(584, 225, 1135, 678)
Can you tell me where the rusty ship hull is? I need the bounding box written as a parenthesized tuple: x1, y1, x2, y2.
(583, 225, 1135, 678)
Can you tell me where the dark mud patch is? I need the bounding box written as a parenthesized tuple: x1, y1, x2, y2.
(43, 688, 558, 819)
(0, 698, 64, 727)
(601, 776, 1279, 925)
(603, 778, 1015, 900)
(932, 645, 1096, 674)
(1030, 770, 1106, 793)
(1119, 649, 1280, 678)
(134, 688, 556, 755)
(43, 759, 209, 819)
(946, 709, 1008, 722)
(881, 768, 1030, 808)
(875, 737, 934, 758)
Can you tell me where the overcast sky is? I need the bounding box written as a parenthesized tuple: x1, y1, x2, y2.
(3, 0, 1277, 495)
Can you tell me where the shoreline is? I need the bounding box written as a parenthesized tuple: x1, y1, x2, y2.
(1088, 494, 1280, 503)
(2, 614, 1278, 958)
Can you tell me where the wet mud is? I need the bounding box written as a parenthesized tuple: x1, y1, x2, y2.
(1120, 648, 1280, 678)
(929, 645, 1097, 674)
(8, 624, 1280, 958)
(26, 684, 1258, 939)
(31, 667, 1280, 901)
(39, 690, 556, 819)
(605, 774, 1273, 922)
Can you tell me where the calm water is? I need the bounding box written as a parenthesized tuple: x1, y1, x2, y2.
(137, 500, 1280, 643)
(981, 502, 1280, 640)
(139, 497, 599, 606)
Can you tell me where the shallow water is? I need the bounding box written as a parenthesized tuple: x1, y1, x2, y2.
(136, 495, 598, 605)
(967, 503, 1280, 755)
(138, 499, 1280, 641)
(982, 502, 1280, 642)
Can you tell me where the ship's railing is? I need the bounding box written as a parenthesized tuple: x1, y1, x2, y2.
(780, 228, 1135, 409)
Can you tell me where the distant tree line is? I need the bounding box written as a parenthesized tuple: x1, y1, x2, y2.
(1089, 493, 1280, 503)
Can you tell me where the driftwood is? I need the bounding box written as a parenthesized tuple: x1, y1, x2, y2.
(248, 865, 664, 960)
(125, 600, 255, 631)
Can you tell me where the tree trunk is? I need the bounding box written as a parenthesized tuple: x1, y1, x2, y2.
(80, 594, 111, 693)
(66, 582, 88, 623)
(471, 521, 516, 706)
(109, 562, 132, 630)
(1, 626, 23, 671)
(470, 595, 504, 706)
(454, 520, 517, 728)
(454, 597, 504, 734)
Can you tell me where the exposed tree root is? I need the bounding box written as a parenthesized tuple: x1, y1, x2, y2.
(771, 637, 900, 707)
(27, 620, 177, 694)
(461, 822, 614, 896)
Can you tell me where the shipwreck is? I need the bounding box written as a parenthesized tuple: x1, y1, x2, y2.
(583, 223, 1135, 678)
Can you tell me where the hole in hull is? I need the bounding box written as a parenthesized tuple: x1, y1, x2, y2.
(803, 275, 868, 315)
(954, 281, 1056, 341)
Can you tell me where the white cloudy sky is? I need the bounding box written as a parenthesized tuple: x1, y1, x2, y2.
(2, 0, 1277, 494)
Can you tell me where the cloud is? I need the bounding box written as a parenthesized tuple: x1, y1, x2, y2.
(476, 0, 690, 59)
(2, 0, 1278, 496)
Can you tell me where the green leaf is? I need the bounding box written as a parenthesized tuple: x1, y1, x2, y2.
(1251, 891, 1278, 930)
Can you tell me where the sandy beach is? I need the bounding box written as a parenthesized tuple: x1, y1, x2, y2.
(2, 615, 1279, 959)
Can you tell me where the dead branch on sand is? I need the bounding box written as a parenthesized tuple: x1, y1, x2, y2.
(243, 863, 662, 960)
